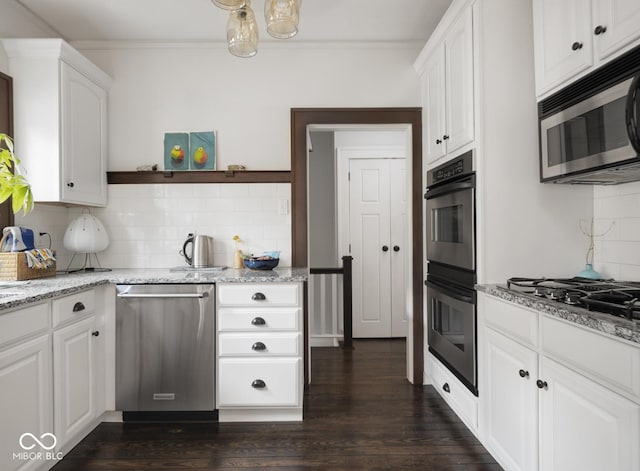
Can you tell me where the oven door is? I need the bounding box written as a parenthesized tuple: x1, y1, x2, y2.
(540, 75, 639, 182)
(426, 277, 477, 395)
(425, 181, 475, 271)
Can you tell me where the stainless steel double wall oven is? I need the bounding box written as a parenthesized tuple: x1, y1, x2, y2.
(425, 150, 477, 395)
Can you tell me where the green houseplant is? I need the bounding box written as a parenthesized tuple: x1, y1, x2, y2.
(0, 133, 33, 215)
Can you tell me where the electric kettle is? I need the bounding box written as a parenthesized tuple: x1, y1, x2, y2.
(180, 234, 215, 267)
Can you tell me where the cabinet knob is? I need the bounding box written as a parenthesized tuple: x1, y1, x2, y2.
(73, 302, 86, 312)
(442, 134, 450, 140)
(518, 369, 529, 378)
(67, 182, 75, 188)
(393, 245, 400, 252)
(594, 25, 607, 35)
(252, 341, 266, 351)
(442, 382, 451, 393)
(536, 379, 548, 390)
(571, 41, 583, 51)
(251, 292, 266, 301)
(91, 331, 100, 337)
(436, 138, 442, 144)
(251, 317, 266, 326)
(251, 379, 266, 389)
(382, 245, 389, 252)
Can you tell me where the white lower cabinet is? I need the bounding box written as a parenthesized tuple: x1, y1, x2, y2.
(480, 294, 640, 471)
(0, 334, 53, 471)
(53, 314, 104, 450)
(538, 357, 640, 471)
(483, 328, 538, 471)
(216, 282, 304, 422)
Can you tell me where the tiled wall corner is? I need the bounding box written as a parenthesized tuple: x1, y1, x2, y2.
(593, 182, 640, 280)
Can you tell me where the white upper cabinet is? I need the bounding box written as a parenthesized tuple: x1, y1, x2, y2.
(533, 0, 640, 98)
(2, 39, 112, 207)
(417, 6, 474, 165)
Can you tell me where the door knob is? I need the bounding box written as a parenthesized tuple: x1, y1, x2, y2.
(67, 182, 75, 188)
(519, 369, 529, 378)
(92, 331, 100, 337)
(442, 382, 451, 393)
(536, 379, 548, 390)
(382, 245, 389, 252)
(436, 138, 442, 144)
(393, 245, 400, 252)
(571, 41, 583, 51)
(594, 25, 607, 35)
(442, 134, 449, 140)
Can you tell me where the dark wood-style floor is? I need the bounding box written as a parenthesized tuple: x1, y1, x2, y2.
(52, 340, 501, 470)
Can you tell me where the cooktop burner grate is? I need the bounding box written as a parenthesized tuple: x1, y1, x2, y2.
(505, 277, 640, 321)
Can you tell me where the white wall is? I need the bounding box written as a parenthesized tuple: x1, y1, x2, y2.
(77, 43, 423, 171)
(593, 182, 640, 280)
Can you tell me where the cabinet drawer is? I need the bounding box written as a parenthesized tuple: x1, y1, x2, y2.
(541, 315, 640, 401)
(52, 289, 96, 327)
(0, 303, 49, 348)
(218, 332, 301, 356)
(483, 295, 539, 348)
(218, 358, 301, 407)
(427, 353, 478, 430)
(217, 283, 300, 307)
(218, 307, 300, 331)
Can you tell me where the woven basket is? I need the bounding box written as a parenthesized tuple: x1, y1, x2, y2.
(0, 252, 56, 281)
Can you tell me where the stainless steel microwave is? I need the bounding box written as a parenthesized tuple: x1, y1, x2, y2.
(539, 46, 640, 185)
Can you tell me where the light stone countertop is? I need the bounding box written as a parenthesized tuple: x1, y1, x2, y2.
(0, 267, 309, 312)
(477, 284, 640, 346)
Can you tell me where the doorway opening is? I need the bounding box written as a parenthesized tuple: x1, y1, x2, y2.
(290, 108, 423, 384)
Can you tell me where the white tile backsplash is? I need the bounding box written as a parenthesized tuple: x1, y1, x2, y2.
(594, 181, 640, 280)
(21, 183, 293, 270)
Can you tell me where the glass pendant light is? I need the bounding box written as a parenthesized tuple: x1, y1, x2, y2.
(264, 0, 301, 39)
(227, 0, 259, 58)
(212, 0, 245, 11)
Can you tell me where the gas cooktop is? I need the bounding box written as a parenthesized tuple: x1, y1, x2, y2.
(505, 277, 640, 321)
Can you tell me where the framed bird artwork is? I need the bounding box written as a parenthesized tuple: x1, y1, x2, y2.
(189, 131, 216, 170)
(163, 132, 189, 171)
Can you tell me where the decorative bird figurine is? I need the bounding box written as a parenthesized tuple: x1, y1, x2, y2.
(171, 145, 184, 162)
(193, 146, 207, 165)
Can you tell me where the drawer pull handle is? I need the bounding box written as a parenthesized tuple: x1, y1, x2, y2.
(73, 302, 86, 312)
(251, 379, 266, 389)
(92, 331, 100, 337)
(252, 341, 266, 351)
(519, 369, 529, 378)
(536, 379, 548, 390)
(251, 292, 266, 301)
(442, 382, 450, 393)
(251, 317, 266, 326)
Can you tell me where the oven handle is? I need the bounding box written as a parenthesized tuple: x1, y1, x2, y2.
(425, 278, 475, 304)
(626, 73, 640, 154)
(424, 181, 474, 200)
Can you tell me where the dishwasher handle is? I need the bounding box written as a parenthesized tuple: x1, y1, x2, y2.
(117, 292, 210, 299)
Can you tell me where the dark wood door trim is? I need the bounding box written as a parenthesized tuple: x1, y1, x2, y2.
(0, 70, 14, 230)
(290, 107, 423, 384)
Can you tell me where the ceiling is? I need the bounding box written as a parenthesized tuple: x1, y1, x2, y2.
(15, 0, 453, 43)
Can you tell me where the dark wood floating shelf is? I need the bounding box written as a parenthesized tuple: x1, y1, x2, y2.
(107, 170, 292, 184)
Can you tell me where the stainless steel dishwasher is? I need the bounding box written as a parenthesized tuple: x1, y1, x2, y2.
(116, 284, 215, 417)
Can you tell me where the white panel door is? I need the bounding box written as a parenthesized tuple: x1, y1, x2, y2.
(389, 159, 408, 338)
(350, 158, 392, 338)
(349, 158, 406, 338)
